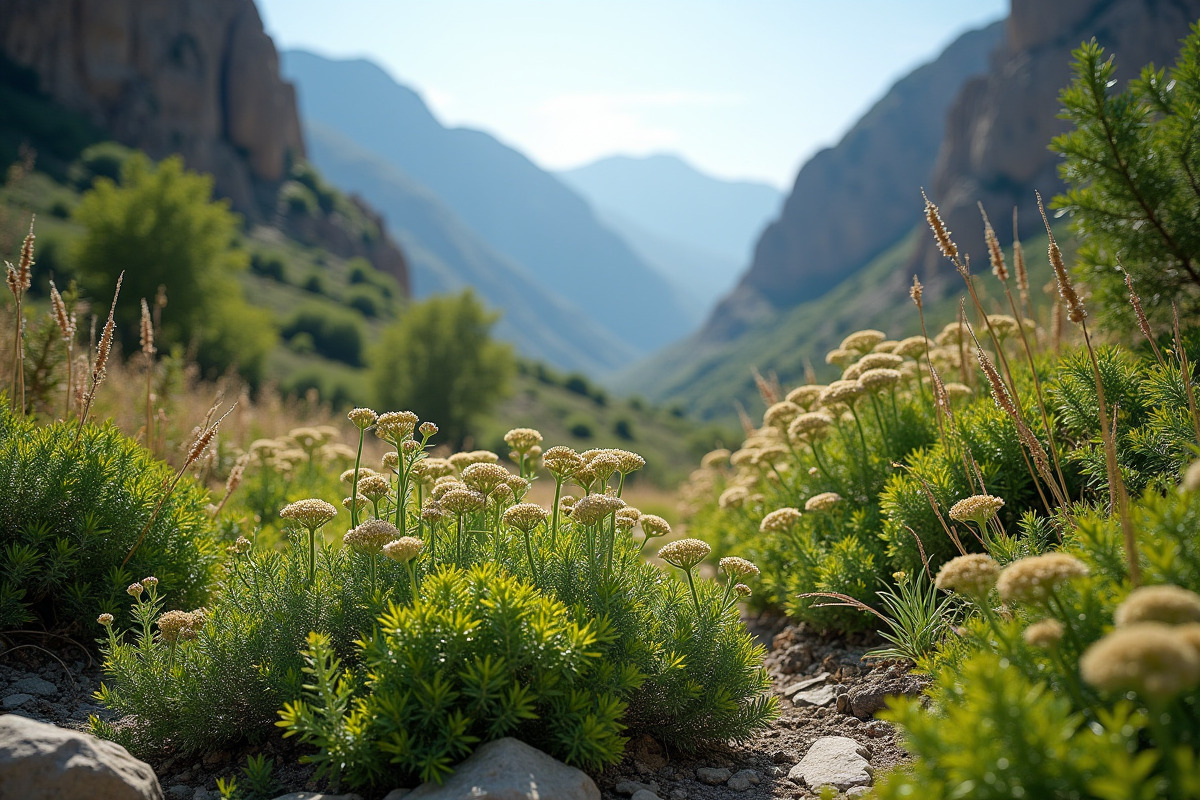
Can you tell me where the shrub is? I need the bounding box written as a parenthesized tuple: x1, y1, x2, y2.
(249, 252, 286, 281)
(279, 564, 630, 788)
(566, 414, 594, 439)
(282, 305, 366, 367)
(0, 404, 216, 632)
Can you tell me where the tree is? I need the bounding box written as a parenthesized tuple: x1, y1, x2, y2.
(1052, 28, 1200, 327)
(72, 153, 274, 380)
(371, 291, 513, 447)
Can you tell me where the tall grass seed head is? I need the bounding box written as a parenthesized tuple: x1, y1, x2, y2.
(804, 492, 842, 512)
(383, 536, 424, 563)
(344, 519, 399, 555)
(1080, 623, 1200, 701)
(503, 427, 543, 453)
(1023, 618, 1065, 649)
(949, 494, 1005, 527)
(139, 298, 154, 356)
(841, 329, 887, 353)
(1115, 585, 1200, 627)
(720, 556, 760, 580)
(503, 502, 549, 532)
(923, 191, 959, 264)
(910, 275, 924, 307)
(785, 384, 825, 409)
(571, 493, 626, 526)
(280, 499, 337, 529)
(996, 553, 1088, 604)
(658, 538, 711, 570)
(760, 507, 801, 533)
(461, 462, 512, 494)
(935, 553, 1001, 597)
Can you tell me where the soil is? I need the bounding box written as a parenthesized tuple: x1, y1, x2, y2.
(0, 615, 923, 800)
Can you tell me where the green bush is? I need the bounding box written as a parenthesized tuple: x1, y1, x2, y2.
(0, 404, 216, 632)
(280, 564, 630, 788)
(282, 305, 366, 367)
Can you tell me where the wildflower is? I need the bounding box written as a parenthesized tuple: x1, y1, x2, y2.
(141, 576, 159, 589)
(418, 421, 438, 438)
(734, 583, 752, 598)
(785, 384, 826, 409)
(503, 503, 549, 532)
(986, 314, 1020, 338)
(760, 507, 801, 533)
(441, 488, 485, 515)
(543, 446, 584, 478)
(949, 494, 1005, 527)
(1023, 619, 1065, 649)
(157, 609, 204, 644)
(571, 493, 626, 526)
(420, 503, 446, 523)
(504, 427, 543, 453)
(894, 336, 931, 358)
(356, 475, 392, 501)
(944, 382, 972, 400)
(505, 476, 530, 498)
(1178, 624, 1200, 657)
(382, 536, 424, 563)
(996, 553, 1088, 604)
(342, 496, 369, 513)
(227, 536, 251, 555)
(1115, 585, 1200, 627)
(873, 340, 900, 353)
(701, 449, 731, 469)
(658, 538, 711, 570)
(280, 499, 337, 530)
(612, 449, 646, 474)
(381, 452, 400, 472)
(720, 556, 760, 579)
(413, 458, 455, 482)
(97, 613, 114, 626)
(640, 514, 671, 539)
(348, 407, 377, 429)
(127, 582, 143, 597)
(375, 411, 419, 442)
(559, 495, 578, 514)
(934, 554, 1001, 598)
(719, 486, 749, 509)
(841, 329, 887, 353)
(825, 348, 856, 367)
(764, 401, 802, 430)
(1184, 460, 1200, 493)
(615, 507, 641, 531)
(805, 492, 842, 512)
(401, 440, 422, 456)
(859, 368, 901, 392)
(820, 380, 865, 406)
(855, 353, 904, 372)
(461, 462, 512, 494)
(344, 519, 399, 555)
(1080, 623, 1200, 701)
(787, 411, 834, 442)
(289, 427, 328, 450)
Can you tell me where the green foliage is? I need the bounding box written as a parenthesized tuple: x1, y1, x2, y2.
(280, 564, 628, 789)
(71, 153, 275, 381)
(1052, 30, 1200, 327)
(371, 291, 514, 447)
(281, 304, 366, 366)
(0, 404, 215, 632)
(863, 569, 957, 663)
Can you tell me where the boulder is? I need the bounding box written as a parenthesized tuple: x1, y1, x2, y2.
(0, 713, 162, 800)
(405, 738, 599, 800)
(787, 736, 872, 792)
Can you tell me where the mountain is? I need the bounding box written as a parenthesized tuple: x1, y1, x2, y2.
(0, 0, 408, 289)
(616, 19, 1004, 412)
(281, 50, 694, 354)
(913, 0, 1200, 286)
(558, 154, 782, 311)
(306, 122, 638, 375)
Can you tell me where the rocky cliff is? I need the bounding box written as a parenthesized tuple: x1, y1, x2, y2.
(0, 0, 408, 290)
(703, 21, 1003, 341)
(917, 0, 1200, 287)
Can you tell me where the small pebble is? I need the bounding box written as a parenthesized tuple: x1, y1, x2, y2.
(630, 791, 661, 800)
(616, 780, 655, 796)
(696, 767, 731, 785)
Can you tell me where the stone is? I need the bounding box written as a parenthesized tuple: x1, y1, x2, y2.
(776, 645, 814, 675)
(781, 673, 829, 699)
(615, 780, 656, 795)
(786, 736, 872, 792)
(847, 678, 923, 719)
(630, 791, 661, 800)
(2, 693, 33, 708)
(790, 684, 838, 708)
(270, 794, 363, 800)
(726, 769, 759, 791)
(166, 786, 191, 800)
(695, 767, 731, 785)
(864, 721, 890, 738)
(405, 738, 599, 800)
(630, 734, 668, 770)
(669, 790, 687, 800)
(772, 749, 796, 764)
(382, 790, 412, 800)
(0, 713, 162, 799)
(10, 676, 58, 696)
(846, 788, 872, 798)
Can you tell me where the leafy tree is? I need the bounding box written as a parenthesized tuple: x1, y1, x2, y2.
(1052, 28, 1200, 327)
(72, 153, 274, 381)
(371, 290, 513, 447)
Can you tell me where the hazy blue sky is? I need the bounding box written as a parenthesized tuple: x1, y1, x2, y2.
(257, 1, 1007, 188)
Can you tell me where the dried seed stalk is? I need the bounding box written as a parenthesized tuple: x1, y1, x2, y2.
(73, 272, 123, 445)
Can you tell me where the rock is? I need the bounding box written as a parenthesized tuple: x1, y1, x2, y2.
(615, 780, 656, 796)
(381, 790, 412, 800)
(270, 794, 363, 800)
(790, 684, 838, 708)
(0, 713, 162, 799)
(846, 788, 872, 798)
(669, 791, 687, 800)
(787, 736, 872, 792)
(695, 767, 732, 785)
(781, 673, 829, 699)
(630, 734, 668, 770)
(847, 678, 923, 719)
(405, 738, 600, 800)
(772, 749, 796, 764)
(166, 786, 191, 800)
(2, 693, 33, 709)
(864, 721, 890, 738)
(776, 645, 814, 675)
(726, 769, 760, 791)
(10, 676, 58, 696)
(630, 791, 661, 800)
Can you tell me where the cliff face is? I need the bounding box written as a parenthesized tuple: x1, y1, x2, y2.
(703, 22, 1003, 341)
(918, 0, 1200, 286)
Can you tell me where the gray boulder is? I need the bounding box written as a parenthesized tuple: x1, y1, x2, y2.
(405, 738, 600, 800)
(787, 736, 872, 792)
(0, 713, 163, 800)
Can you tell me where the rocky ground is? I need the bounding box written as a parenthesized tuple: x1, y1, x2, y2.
(0, 616, 922, 800)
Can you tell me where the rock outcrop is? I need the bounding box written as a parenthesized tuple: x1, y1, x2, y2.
(703, 21, 1003, 341)
(0, 0, 303, 216)
(916, 0, 1200, 287)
